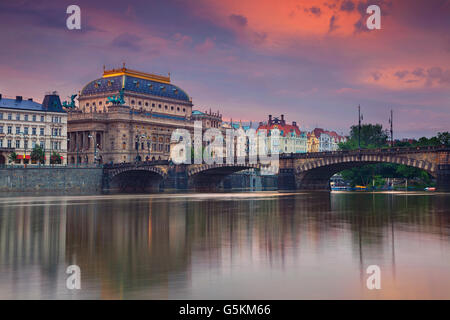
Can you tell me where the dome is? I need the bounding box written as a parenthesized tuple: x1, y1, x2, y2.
(80, 67, 191, 103)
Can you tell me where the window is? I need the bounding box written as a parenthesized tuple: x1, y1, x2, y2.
(138, 101, 141, 106)
(32, 141, 36, 148)
(24, 140, 28, 149)
(159, 144, 163, 151)
(145, 102, 149, 107)
(32, 115, 36, 121)
(183, 108, 185, 112)
(7, 126, 12, 134)
(40, 115, 44, 122)
(165, 105, 168, 110)
(16, 127, 20, 134)
(0, 140, 2, 147)
(24, 127, 28, 135)
(0, 113, 3, 120)
(0, 126, 3, 134)
(8, 113, 12, 120)
(32, 128, 36, 135)
(171, 106, 174, 110)
(40, 141, 44, 149)
(152, 103, 155, 107)
(16, 140, 20, 148)
(24, 115, 28, 121)
(16, 114, 20, 121)
(177, 107, 180, 111)
(99, 101, 102, 105)
(7, 140, 12, 148)
(131, 100, 135, 104)
(40, 128, 44, 136)
(158, 104, 161, 109)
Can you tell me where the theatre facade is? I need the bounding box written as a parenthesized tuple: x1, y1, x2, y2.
(67, 66, 215, 164)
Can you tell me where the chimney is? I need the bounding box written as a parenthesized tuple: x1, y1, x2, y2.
(281, 114, 285, 125)
(16, 96, 23, 102)
(292, 121, 297, 127)
(268, 114, 272, 125)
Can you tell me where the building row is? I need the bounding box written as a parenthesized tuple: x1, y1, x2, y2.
(0, 65, 346, 165)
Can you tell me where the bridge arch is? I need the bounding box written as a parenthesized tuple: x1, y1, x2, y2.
(187, 163, 261, 190)
(105, 164, 168, 192)
(294, 154, 436, 190)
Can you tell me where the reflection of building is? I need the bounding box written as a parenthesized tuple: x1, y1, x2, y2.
(0, 93, 67, 165)
(311, 128, 347, 152)
(256, 115, 307, 154)
(68, 66, 195, 164)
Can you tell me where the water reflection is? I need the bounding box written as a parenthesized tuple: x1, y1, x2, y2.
(0, 192, 449, 299)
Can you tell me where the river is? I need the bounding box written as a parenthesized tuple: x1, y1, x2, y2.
(0, 191, 449, 299)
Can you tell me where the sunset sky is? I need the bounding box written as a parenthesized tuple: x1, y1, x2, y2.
(0, 0, 449, 138)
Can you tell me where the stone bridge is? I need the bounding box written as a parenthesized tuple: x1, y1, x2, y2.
(102, 146, 450, 192)
(278, 145, 450, 191)
(102, 160, 263, 192)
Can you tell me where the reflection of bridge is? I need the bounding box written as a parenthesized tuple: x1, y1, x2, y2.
(102, 146, 450, 192)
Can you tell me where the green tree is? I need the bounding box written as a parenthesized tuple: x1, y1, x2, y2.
(7, 152, 18, 164)
(50, 151, 62, 164)
(340, 124, 388, 150)
(437, 132, 450, 146)
(31, 145, 45, 164)
(338, 123, 435, 187)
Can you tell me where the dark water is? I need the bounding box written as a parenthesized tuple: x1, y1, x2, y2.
(0, 191, 449, 299)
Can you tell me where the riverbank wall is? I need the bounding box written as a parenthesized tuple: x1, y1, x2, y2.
(0, 166, 103, 193)
(0, 166, 277, 194)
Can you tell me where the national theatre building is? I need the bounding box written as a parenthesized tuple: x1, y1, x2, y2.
(68, 65, 221, 164)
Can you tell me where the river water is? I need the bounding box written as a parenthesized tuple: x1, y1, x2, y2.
(0, 191, 449, 299)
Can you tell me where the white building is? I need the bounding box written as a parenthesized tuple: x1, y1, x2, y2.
(257, 115, 307, 154)
(312, 128, 347, 152)
(0, 93, 67, 165)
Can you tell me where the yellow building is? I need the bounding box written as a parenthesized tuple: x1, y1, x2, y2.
(307, 132, 319, 153)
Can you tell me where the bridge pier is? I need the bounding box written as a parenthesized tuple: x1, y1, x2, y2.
(437, 165, 450, 192)
(188, 173, 226, 192)
(278, 169, 296, 190)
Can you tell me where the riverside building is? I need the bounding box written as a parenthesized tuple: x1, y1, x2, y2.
(0, 92, 67, 165)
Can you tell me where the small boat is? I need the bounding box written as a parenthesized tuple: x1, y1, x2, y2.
(424, 187, 436, 191)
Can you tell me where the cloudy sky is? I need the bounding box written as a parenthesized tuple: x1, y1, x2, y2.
(0, 0, 449, 138)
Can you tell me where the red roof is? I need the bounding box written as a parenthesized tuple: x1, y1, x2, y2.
(311, 128, 346, 141)
(257, 123, 301, 137)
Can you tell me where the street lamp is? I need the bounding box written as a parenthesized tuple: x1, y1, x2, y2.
(358, 105, 363, 150)
(135, 133, 147, 162)
(389, 109, 393, 148)
(87, 133, 98, 164)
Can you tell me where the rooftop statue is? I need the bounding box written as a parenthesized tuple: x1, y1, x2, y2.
(107, 88, 125, 105)
(62, 94, 78, 109)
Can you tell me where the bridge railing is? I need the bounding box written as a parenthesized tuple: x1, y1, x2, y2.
(279, 145, 449, 159)
(103, 160, 170, 169)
